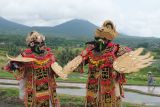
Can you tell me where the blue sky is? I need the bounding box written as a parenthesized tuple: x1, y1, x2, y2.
(0, 0, 160, 37)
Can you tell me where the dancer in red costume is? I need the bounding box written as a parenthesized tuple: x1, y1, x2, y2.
(63, 20, 154, 107)
(3, 31, 66, 107)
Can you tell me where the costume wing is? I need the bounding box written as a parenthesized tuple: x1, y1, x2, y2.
(6, 54, 35, 62)
(51, 62, 67, 80)
(113, 48, 154, 73)
(63, 55, 83, 75)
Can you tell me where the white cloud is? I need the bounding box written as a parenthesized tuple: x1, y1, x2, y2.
(0, 0, 160, 37)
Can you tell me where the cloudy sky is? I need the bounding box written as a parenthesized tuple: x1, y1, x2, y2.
(0, 0, 160, 37)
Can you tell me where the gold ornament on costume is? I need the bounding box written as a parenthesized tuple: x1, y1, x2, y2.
(34, 58, 50, 66)
(89, 57, 105, 67)
(95, 20, 118, 40)
(113, 48, 154, 73)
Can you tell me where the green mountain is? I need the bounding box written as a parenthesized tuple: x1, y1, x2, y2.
(0, 17, 97, 37)
(52, 19, 97, 37)
(0, 17, 31, 35)
(32, 19, 97, 38)
(0, 16, 160, 50)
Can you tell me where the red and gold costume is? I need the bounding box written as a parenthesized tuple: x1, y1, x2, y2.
(63, 20, 153, 107)
(82, 42, 131, 107)
(4, 31, 66, 107)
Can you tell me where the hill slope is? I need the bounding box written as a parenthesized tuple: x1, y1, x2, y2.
(0, 17, 31, 35)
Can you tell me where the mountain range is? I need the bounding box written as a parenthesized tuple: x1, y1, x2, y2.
(0, 17, 97, 38)
(0, 16, 160, 50)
